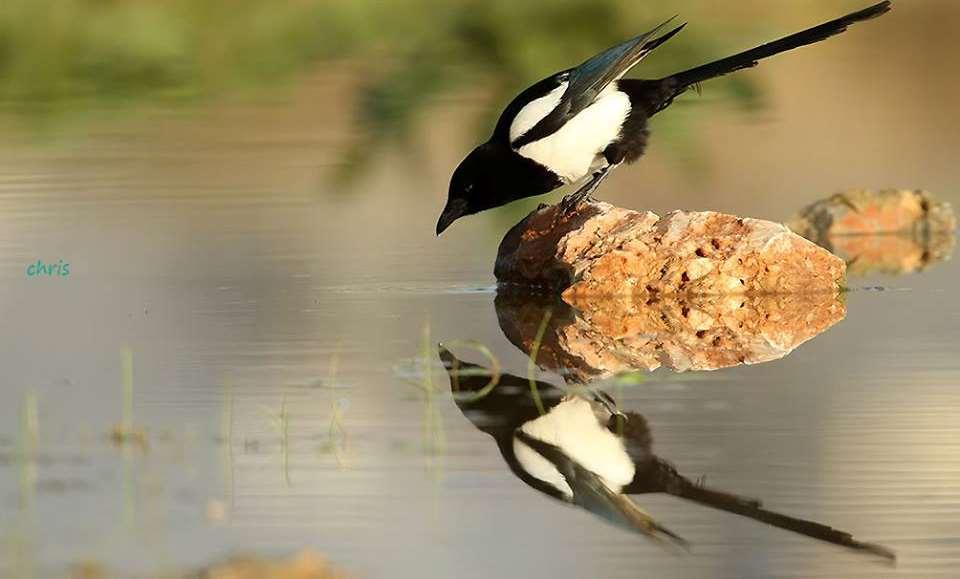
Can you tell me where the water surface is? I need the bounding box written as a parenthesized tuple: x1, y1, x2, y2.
(1, 4, 960, 576)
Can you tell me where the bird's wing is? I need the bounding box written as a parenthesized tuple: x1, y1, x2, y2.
(511, 19, 686, 149)
(514, 430, 687, 547)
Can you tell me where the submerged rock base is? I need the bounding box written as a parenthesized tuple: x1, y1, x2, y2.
(495, 199, 846, 296)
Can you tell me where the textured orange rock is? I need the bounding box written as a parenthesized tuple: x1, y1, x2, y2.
(787, 189, 956, 276)
(496, 291, 845, 379)
(495, 199, 846, 296)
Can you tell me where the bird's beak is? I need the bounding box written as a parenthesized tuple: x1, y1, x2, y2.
(436, 199, 467, 236)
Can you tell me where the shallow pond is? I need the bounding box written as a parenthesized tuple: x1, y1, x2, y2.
(1, 4, 960, 577)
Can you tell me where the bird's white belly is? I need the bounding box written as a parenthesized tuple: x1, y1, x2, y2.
(516, 86, 630, 183)
(514, 397, 635, 497)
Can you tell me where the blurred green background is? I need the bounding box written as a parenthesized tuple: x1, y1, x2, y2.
(1, 0, 761, 147)
(0, 0, 955, 239)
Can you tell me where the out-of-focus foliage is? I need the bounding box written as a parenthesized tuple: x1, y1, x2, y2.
(334, 0, 764, 181)
(0, 0, 760, 113)
(0, 0, 767, 179)
(0, 0, 353, 110)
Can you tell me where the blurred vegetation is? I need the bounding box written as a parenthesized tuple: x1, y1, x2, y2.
(0, 0, 762, 115)
(0, 0, 769, 175)
(0, 0, 355, 114)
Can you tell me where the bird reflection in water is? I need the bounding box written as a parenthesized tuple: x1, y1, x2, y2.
(439, 345, 894, 559)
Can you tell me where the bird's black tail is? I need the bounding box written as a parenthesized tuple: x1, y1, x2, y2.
(662, 1, 891, 93)
(633, 458, 896, 560)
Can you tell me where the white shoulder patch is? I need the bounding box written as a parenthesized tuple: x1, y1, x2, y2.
(509, 82, 567, 144)
(513, 438, 574, 498)
(515, 83, 630, 183)
(515, 397, 635, 493)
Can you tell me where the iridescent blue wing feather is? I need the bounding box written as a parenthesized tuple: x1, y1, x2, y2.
(512, 19, 685, 148)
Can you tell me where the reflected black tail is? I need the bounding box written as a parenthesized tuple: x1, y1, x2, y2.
(663, 1, 891, 93)
(636, 458, 896, 560)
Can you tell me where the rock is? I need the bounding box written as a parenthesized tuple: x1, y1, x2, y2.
(199, 550, 347, 579)
(496, 291, 845, 379)
(788, 189, 956, 241)
(495, 199, 845, 296)
(787, 189, 956, 276)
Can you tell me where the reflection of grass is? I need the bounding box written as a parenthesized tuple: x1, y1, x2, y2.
(443, 340, 502, 402)
(418, 323, 446, 462)
(112, 348, 142, 530)
(110, 347, 148, 450)
(327, 398, 348, 469)
(220, 376, 235, 518)
(527, 309, 552, 415)
(394, 322, 449, 478)
(5, 391, 38, 579)
(121, 347, 134, 432)
(261, 395, 292, 487)
(320, 349, 349, 469)
(17, 392, 37, 512)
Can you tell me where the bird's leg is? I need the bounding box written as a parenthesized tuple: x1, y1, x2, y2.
(561, 166, 613, 211)
(572, 168, 610, 202)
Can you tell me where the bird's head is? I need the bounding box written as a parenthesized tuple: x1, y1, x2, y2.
(436, 144, 503, 235)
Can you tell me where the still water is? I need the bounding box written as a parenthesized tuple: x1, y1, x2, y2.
(2, 4, 960, 577)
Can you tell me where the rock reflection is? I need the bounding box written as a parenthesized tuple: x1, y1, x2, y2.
(789, 189, 956, 276)
(439, 346, 894, 559)
(495, 290, 845, 381)
(810, 232, 953, 277)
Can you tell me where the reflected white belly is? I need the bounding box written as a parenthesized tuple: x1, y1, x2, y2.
(513, 397, 635, 498)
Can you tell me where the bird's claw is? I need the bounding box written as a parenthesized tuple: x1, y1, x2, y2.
(559, 186, 597, 214)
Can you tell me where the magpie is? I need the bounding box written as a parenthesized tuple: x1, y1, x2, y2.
(436, 1, 892, 235)
(438, 345, 896, 559)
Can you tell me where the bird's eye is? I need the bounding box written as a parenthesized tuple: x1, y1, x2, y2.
(465, 184, 474, 193)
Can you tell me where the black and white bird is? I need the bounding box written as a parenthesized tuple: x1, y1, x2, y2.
(436, 1, 892, 235)
(438, 345, 896, 558)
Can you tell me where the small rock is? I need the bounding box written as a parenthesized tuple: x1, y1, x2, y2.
(200, 550, 347, 579)
(788, 189, 955, 240)
(787, 189, 955, 276)
(495, 199, 846, 296)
